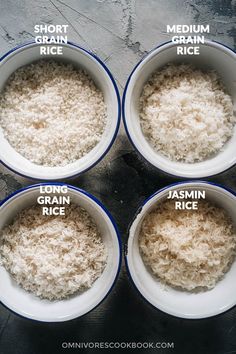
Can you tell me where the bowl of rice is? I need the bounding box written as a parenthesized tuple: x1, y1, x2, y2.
(126, 181, 236, 319)
(0, 183, 121, 322)
(123, 40, 236, 178)
(0, 42, 120, 180)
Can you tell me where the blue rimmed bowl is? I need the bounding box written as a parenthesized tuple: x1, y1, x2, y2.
(0, 183, 121, 322)
(122, 40, 236, 178)
(0, 42, 120, 180)
(126, 181, 236, 319)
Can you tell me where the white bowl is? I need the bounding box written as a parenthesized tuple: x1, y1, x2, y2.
(123, 40, 236, 178)
(0, 184, 121, 322)
(0, 42, 120, 180)
(126, 181, 236, 319)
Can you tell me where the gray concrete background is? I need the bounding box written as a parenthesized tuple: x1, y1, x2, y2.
(0, 0, 236, 193)
(0, 1, 236, 354)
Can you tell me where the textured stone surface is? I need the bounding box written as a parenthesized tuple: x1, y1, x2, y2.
(0, 1, 236, 353)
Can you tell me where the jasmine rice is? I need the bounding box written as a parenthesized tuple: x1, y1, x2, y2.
(139, 199, 236, 291)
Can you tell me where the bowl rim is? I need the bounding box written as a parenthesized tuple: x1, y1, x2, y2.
(125, 180, 236, 319)
(0, 182, 122, 322)
(0, 41, 121, 181)
(122, 39, 236, 179)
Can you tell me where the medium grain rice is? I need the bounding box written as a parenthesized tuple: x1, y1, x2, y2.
(140, 63, 235, 162)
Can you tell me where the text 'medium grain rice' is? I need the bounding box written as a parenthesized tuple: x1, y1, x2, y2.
(0, 204, 107, 300)
(139, 199, 236, 291)
(140, 63, 236, 163)
(0, 60, 107, 167)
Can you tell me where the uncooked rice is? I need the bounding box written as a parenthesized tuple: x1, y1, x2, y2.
(139, 199, 236, 291)
(0, 204, 107, 300)
(140, 63, 235, 162)
(0, 60, 107, 166)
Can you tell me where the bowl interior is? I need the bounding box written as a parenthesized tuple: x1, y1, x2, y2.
(0, 185, 120, 322)
(0, 43, 119, 179)
(127, 182, 236, 319)
(124, 42, 236, 178)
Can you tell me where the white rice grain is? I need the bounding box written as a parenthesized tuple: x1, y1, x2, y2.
(0, 60, 107, 167)
(0, 204, 107, 300)
(140, 64, 235, 162)
(139, 199, 236, 291)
